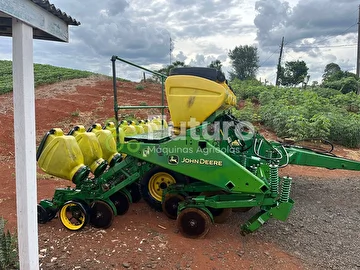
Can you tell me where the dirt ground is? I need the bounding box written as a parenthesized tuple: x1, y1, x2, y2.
(0, 76, 359, 270)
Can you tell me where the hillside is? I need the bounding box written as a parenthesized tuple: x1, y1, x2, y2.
(0, 60, 97, 94)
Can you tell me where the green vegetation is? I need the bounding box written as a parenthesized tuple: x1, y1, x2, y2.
(155, 60, 186, 77)
(231, 79, 360, 148)
(151, 60, 186, 83)
(208, 60, 223, 72)
(70, 109, 80, 117)
(322, 63, 359, 94)
(135, 84, 145, 90)
(0, 218, 18, 270)
(0, 60, 95, 95)
(279, 60, 309, 87)
(228, 45, 259, 81)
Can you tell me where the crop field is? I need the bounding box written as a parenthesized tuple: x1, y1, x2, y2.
(0, 60, 95, 94)
(231, 79, 360, 148)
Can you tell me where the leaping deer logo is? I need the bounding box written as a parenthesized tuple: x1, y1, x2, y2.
(143, 148, 150, 157)
(168, 155, 179, 165)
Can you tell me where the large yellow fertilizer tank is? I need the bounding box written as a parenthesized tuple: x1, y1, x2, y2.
(36, 128, 90, 185)
(69, 125, 108, 177)
(105, 121, 125, 144)
(89, 123, 122, 167)
(165, 67, 237, 129)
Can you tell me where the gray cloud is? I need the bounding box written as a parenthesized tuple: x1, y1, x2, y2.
(76, 21, 170, 63)
(47, 0, 248, 68)
(39, 0, 249, 80)
(253, 0, 359, 83)
(2, 0, 358, 84)
(254, 0, 291, 48)
(255, 0, 358, 51)
(107, 0, 129, 16)
(47, 0, 170, 66)
(168, 0, 250, 38)
(174, 51, 187, 62)
(258, 48, 280, 68)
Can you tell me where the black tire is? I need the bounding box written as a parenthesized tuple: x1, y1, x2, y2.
(109, 191, 130, 215)
(207, 207, 232, 223)
(162, 193, 185, 219)
(200, 191, 232, 223)
(140, 166, 187, 211)
(177, 208, 211, 239)
(128, 183, 142, 203)
(37, 205, 48, 224)
(89, 200, 114, 229)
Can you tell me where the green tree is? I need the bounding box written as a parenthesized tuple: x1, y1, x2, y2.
(322, 63, 342, 81)
(323, 76, 359, 94)
(151, 61, 187, 82)
(157, 60, 186, 76)
(279, 60, 309, 87)
(321, 63, 359, 93)
(311, 81, 319, 88)
(208, 60, 222, 71)
(228, 45, 259, 80)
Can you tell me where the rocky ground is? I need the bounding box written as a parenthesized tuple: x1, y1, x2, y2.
(258, 176, 360, 270)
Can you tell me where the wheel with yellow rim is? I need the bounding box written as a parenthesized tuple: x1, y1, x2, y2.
(59, 201, 89, 231)
(140, 166, 187, 211)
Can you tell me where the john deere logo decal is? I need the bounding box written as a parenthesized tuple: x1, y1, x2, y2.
(168, 155, 179, 165)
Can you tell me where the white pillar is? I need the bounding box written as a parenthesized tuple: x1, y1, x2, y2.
(12, 18, 39, 270)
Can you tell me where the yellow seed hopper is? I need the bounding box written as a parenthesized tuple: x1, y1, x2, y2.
(165, 67, 237, 129)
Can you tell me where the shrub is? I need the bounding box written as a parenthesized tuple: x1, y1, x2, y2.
(323, 77, 359, 94)
(230, 78, 268, 100)
(311, 87, 341, 99)
(329, 92, 360, 113)
(328, 113, 360, 148)
(135, 84, 145, 90)
(232, 100, 260, 123)
(0, 218, 19, 270)
(255, 85, 360, 147)
(71, 110, 80, 117)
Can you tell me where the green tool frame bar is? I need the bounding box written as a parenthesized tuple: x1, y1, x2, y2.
(111, 56, 168, 145)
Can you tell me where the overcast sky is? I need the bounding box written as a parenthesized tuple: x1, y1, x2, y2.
(1, 0, 359, 84)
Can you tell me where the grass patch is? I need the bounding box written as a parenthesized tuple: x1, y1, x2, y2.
(70, 109, 80, 117)
(135, 84, 145, 90)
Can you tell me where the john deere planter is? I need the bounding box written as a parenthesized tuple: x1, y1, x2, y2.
(37, 57, 360, 238)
